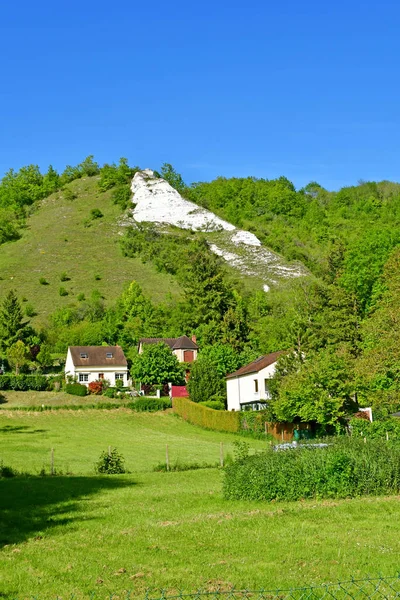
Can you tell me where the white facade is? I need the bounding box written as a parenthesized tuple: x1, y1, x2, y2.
(226, 361, 277, 411)
(65, 348, 129, 387)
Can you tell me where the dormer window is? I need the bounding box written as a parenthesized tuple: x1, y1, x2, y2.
(80, 353, 88, 359)
(106, 352, 113, 359)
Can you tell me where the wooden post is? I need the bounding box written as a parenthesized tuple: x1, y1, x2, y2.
(220, 442, 224, 467)
(364, 437, 367, 444)
(281, 430, 284, 441)
(386, 431, 389, 441)
(50, 448, 54, 476)
(108, 445, 111, 457)
(264, 422, 268, 435)
(166, 444, 169, 472)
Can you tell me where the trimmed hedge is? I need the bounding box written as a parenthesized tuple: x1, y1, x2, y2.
(224, 437, 400, 501)
(350, 417, 400, 440)
(128, 397, 172, 412)
(65, 383, 87, 396)
(173, 397, 240, 433)
(0, 374, 49, 391)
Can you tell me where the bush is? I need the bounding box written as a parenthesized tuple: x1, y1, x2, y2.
(60, 272, 70, 282)
(88, 380, 104, 395)
(59, 287, 68, 297)
(350, 417, 400, 440)
(112, 184, 132, 210)
(25, 303, 36, 317)
(0, 462, 17, 478)
(63, 187, 77, 201)
(0, 374, 49, 391)
(173, 397, 240, 433)
(95, 447, 125, 474)
(77, 293, 85, 301)
(128, 397, 172, 412)
(94, 274, 101, 281)
(90, 208, 103, 219)
(39, 277, 49, 285)
(103, 387, 117, 399)
(199, 400, 225, 410)
(65, 382, 87, 396)
(223, 437, 400, 501)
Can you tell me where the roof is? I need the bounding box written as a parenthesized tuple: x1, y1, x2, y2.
(139, 335, 199, 350)
(226, 351, 284, 379)
(68, 346, 127, 367)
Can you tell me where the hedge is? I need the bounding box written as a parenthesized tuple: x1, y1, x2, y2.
(173, 397, 240, 433)
(223, 437, 400, 501)
(0, 374, 49, 391)
(127, 397, 172, 412)
(350, 417, 400, 440)
(65, 383, 87, 396)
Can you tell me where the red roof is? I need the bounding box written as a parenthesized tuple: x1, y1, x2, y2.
(226, 351, 284, 379)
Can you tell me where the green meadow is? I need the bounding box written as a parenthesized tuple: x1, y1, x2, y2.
(1, 409, 400, 599)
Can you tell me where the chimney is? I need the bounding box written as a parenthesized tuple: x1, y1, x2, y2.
(191, 335, 197, 344)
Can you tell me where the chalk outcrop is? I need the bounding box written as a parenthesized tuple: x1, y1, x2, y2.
(131, 170, 306, 289)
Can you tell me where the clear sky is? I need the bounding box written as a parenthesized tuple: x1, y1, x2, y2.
(0, 0, 399, 190)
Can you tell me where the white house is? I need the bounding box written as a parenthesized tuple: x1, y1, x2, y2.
(65, 346, 129, 387)
(226, 352, 283, 411)
(138, 335, 199, 363)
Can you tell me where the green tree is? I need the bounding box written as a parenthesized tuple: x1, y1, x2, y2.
(131, 343, 185, 386)
(0, 290, 28, 351)
(199, 344, 240, 377)
(7, 340, 29, 374)
(36, 344, 53, 369)
(160, 163, 186, 194)
(187, 356, 225, 403)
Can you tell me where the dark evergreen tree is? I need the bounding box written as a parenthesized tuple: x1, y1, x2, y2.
(0, 290, 28, 351)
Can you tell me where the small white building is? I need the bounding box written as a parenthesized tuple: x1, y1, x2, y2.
(138, 336, 199, 363)
(226, 352, 283, 411)
(65, 346, 129, 387)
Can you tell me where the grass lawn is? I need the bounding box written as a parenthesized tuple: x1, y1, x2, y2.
(1, 410, 400, 599)
(0, 390, 101, 407)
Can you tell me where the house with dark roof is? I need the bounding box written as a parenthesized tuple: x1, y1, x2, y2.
(226, 351, 284, 411)
(138, 335, 199, 363)
(65, 346, 129, 387)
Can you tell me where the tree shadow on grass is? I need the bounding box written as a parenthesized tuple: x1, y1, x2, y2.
(0, 475, 135, 548)
(0, 425, 47, 434)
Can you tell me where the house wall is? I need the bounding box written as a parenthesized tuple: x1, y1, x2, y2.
(173, 348, 198, 362)
(66, 361, 129, 387)
(226, 362, 277, 411)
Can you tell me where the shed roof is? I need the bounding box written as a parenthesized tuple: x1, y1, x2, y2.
(226, 351, 284, 379)
(69, 346, 127, 367)
(139, 336, 198, 350)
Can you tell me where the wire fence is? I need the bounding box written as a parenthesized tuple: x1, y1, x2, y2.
(143, 576, 400, 600)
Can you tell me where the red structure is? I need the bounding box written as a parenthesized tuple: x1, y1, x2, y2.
(171, 385, 189, 398)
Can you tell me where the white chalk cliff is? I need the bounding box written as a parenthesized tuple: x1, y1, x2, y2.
(131, 170, 306, 289)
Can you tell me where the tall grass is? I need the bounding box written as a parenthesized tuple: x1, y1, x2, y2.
(223, 437, 400, 501)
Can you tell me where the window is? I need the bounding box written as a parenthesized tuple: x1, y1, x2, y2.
(254, 379, 258, 393)
(106, 353, 113, 359)
(80, 353, 88, 359)
(79, 373, 89, 382)
(264, 379, 270, 394)
(98, 373, 104, 380)
(115, 373, 124, 380)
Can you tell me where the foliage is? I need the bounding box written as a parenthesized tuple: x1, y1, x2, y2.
(65, 382, 87, 396)
(223, 437, 400, 501)
(39, 277, 48, 285)
(0, 290, 28, 351)
(129, 397, 172, 412)
(88, 380, 105, 395)
(95, 447, 126, 474)
(131, 342, 185, 386)
(111, 184, 132, 210)
(187, 356, 225, 403)
(0, 374, 49, 391)
(349, 417, 400, 440)
(90, 208, 103, 219)
(98, 158, 137, 191)
(7, 341, 29, 375)
(159, 163, 186, 194)
(173, 396, 240, 433)
(35, 344, 53, 368)
(199, 400, 225, 410)
(59, 287, 68, 297)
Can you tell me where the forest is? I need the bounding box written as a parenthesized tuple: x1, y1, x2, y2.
(1, 158, 400, 427)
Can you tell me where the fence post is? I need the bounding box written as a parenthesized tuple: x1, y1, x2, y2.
(386, 431, 389, 441)
(108, 445, 111, 457)
(50, 448, 54, 476)
(220, 442, 224, 467)
(166, 444, 169, 472)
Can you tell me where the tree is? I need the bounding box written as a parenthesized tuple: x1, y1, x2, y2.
(160, 163, 186, 194)
(187, 356, 226, 403)
(36, 344, 52, 369)
(0, 290, 28, 351)
(7, 340, 29, 374)
(199, 344, 240, 377)
(131, 343, 185, 386)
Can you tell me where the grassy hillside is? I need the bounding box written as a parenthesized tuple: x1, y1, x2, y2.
(0, 177, 182, 326)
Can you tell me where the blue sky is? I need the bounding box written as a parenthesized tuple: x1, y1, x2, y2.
(0, 0, 399, 190)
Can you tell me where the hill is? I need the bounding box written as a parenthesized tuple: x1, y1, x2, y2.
(0, 176, 182, 326)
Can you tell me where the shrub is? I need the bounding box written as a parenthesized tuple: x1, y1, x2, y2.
(39, 277, 49, 285)
(350, 417, 400, 440)
(0, 462, 17, 478)
(77, 293, 85, 301)
(90, 208, 103, 219)
(128, 397, 172, 412)
(112, 184, 132, 210)
(103, 387, 117, 399)
(60, 272, 70, 282)
(153, 460, 218, 472)
(63, 187, 77, 201)
(59, 287, 68, 297)
(0, 374, 48, 391)
(173, 397, 240, 433)
(95, 447, 125, 474)
(94, 274, 101, 281)
(25, 303, 36, 317)
(88, 380, 104, 395)
(199, 400, 225, 410)
(65, 382, 87, 396)
(115, 378, 124, 390)
(223, 437, 400, 501)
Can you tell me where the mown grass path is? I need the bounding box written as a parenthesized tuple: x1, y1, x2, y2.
(1, 411, 400, 599)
